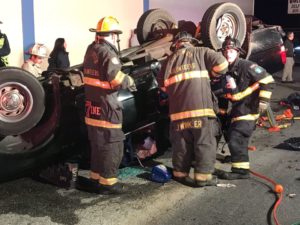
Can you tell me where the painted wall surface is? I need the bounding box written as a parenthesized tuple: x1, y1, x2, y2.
(149, 0, 254, 24)
(1, 0, 143, 68)
(34, 0, 143, 69)
(0, 0, 24, 67)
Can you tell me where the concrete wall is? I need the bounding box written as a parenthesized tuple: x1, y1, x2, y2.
(0, 0, 253, 69)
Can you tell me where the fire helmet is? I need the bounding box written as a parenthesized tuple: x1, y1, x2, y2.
(89, 16, 122, 35)
(171, 31, 200, 51)
(221, 36, 245, 54)
(27, 44, 48, 58)
(151, 164, 172, 183)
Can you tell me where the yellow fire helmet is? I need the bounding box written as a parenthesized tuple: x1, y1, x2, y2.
(89, 16, 122, 34)
(27, 43, 49, 58)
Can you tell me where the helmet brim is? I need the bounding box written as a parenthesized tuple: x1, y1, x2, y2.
(89, 28, 122, 34)
(221, 46, 246, 55)
(170, 37, 200, 51)
(25, 51, 49, 58)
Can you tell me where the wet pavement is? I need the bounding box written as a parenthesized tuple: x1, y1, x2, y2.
(0, 67, 300, 225)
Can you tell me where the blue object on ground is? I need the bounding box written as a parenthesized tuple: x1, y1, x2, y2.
(151, 164, 172, 183)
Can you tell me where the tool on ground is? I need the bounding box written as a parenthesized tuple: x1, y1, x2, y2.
(265, 105, 281, 132)
(259, 107, 294, 132)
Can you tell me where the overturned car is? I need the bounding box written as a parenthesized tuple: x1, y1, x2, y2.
(0, 3, 286, 181)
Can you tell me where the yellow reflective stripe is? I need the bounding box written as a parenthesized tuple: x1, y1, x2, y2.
(83, 77, 112, 89)
(83, 72, 126, 90)
(99, 176, 118, 185)
(110, 71, 126, 87)
(0, 38, 4, 47)
(231, 82, 260, 101)
(232, 162, 250, 169)
(0, 56, 9, 66)
(258, 75, 274, 84)
(259, 90, 272, 99)
(212, 60, 229, 73)
(164, 70, 209, 87)
(90, 171, 100, 180)
(170, 108, 216, 121)
(231, 88, 252, 101)
(231, 114, 259, 123)
(194, 173, 213, 181)
(85, 117, 122, 129)
(218, 108, 227, 115)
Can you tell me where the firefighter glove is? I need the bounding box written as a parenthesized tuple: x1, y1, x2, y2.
(259, 101, 269, 114)
(128, 76, 137, 92)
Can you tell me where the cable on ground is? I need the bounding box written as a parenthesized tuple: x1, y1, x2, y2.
(250, 170, 283, 225)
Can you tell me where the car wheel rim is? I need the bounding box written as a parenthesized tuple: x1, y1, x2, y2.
(0, 82, 33, 123)
(150, 19, 173, 38)
(216, 13, 237, 43)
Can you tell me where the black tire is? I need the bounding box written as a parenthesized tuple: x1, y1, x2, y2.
(201, 2, 246, 50)
(136, 8, 176, 45)
(0, 67, 45, 136)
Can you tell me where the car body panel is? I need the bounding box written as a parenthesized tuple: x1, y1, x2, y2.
(247, 26, 285, 73)
(295, 46, 300, 65)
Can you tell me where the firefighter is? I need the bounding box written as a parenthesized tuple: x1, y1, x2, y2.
(22, 43, 48, 77)
(81, 16, 136, 194)
(0, 20, 10, 67)
(216, 36, 275, 179)
(158, 31, 228, 187)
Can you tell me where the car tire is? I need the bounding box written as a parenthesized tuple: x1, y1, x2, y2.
(201, 2, 246, 50)
(136, 8, 176, 45)
(0, 67, 45, 136)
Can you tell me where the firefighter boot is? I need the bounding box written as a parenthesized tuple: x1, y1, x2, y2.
(173, 176, 196, 187)
(76, 176, 101, 193)
(194, 173, 218, 187)
(215, 168, 250, 180)
(97, 182, 128, 195)
(173, 171, 196, 187)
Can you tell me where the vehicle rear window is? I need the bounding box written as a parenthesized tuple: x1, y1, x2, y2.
(250, 27, 283, 54)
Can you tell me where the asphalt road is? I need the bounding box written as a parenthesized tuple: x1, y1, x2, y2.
(0, 67, 300, 225)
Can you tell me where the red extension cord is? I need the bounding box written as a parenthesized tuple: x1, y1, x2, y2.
(250, 170, 284, 225)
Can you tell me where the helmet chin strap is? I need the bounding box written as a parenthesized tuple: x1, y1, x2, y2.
(116, 34, 120, 55)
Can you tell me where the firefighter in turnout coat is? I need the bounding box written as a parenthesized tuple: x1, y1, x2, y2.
(158, 32, 228, 187)
(216, 36, 275, 179)
(82, 16, 136, 194)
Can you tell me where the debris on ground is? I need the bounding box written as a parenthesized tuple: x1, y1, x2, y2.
(287, 193, 297, 198)
(118, 167, 149, 179)
(216, 183, 237, 188)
